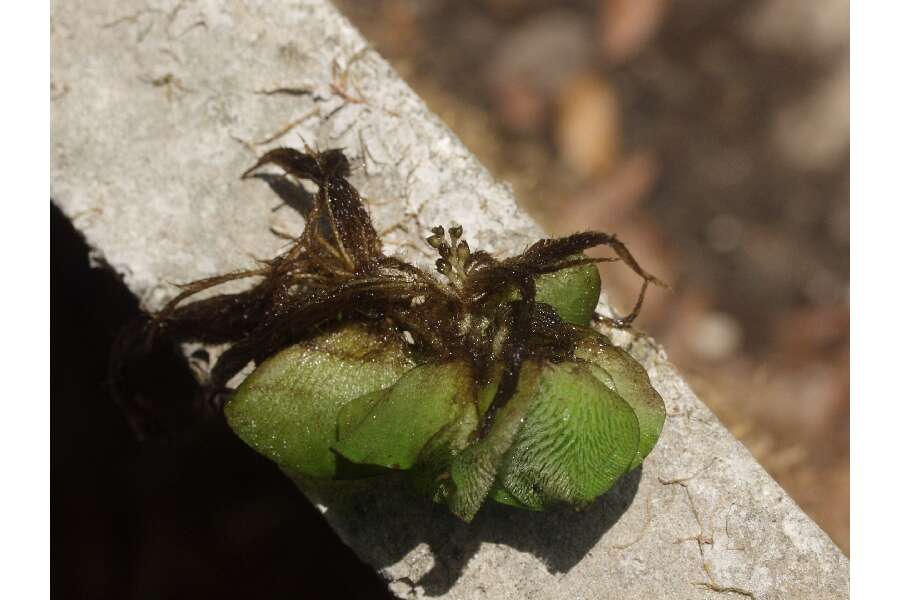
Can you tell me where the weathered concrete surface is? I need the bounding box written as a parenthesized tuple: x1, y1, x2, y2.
(51, 1, 849, 598)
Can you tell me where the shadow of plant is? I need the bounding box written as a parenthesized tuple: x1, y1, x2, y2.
(252, 173, 317, 217)
(296, 466, 641, 595)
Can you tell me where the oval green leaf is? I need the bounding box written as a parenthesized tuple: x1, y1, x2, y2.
(332, 362, 478, 471)
(534, 255, 602, 326)
(574, 330, 666, 470)
(224, 325, 416, 479)
(497, 361, 640, 510)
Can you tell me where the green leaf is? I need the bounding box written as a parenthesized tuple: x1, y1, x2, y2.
(446, 361, 542, 522)
(224, 325, 416, 479)
(574, 331, 666, 470)
(408, 403, 481, 502)
(446, 363, 543, 521)
(336, 388, 387, 441)
(497, 361, 641, 509)
(535, 255, 602, 326)
(332, 362, 478, 471)
(489, 485, 534, 510)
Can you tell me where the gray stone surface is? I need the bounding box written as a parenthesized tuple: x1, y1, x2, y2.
(51, 1, 849, 598)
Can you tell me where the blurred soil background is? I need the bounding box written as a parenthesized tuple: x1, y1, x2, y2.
(334, 0, 849, 553)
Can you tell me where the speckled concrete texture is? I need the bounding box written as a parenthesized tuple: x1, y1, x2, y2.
(51, 1, 848, 598)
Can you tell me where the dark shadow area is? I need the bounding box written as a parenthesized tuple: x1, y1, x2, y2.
(417, 468, 642, 594)
(305, 465, 642, 595)
(51, 203, 395, 600)
(252, 173, 317, 217)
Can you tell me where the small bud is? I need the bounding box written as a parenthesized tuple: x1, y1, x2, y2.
(436, 258, 451, 276)
(449, 225, 463, 241)
(456, 240, 470, 265)
(426, 234, 445, 249)
(431, 226, 445, 237)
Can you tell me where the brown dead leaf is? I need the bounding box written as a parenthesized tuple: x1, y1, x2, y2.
(597, 0, 670, 64)
(555, 74, 621, 177)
